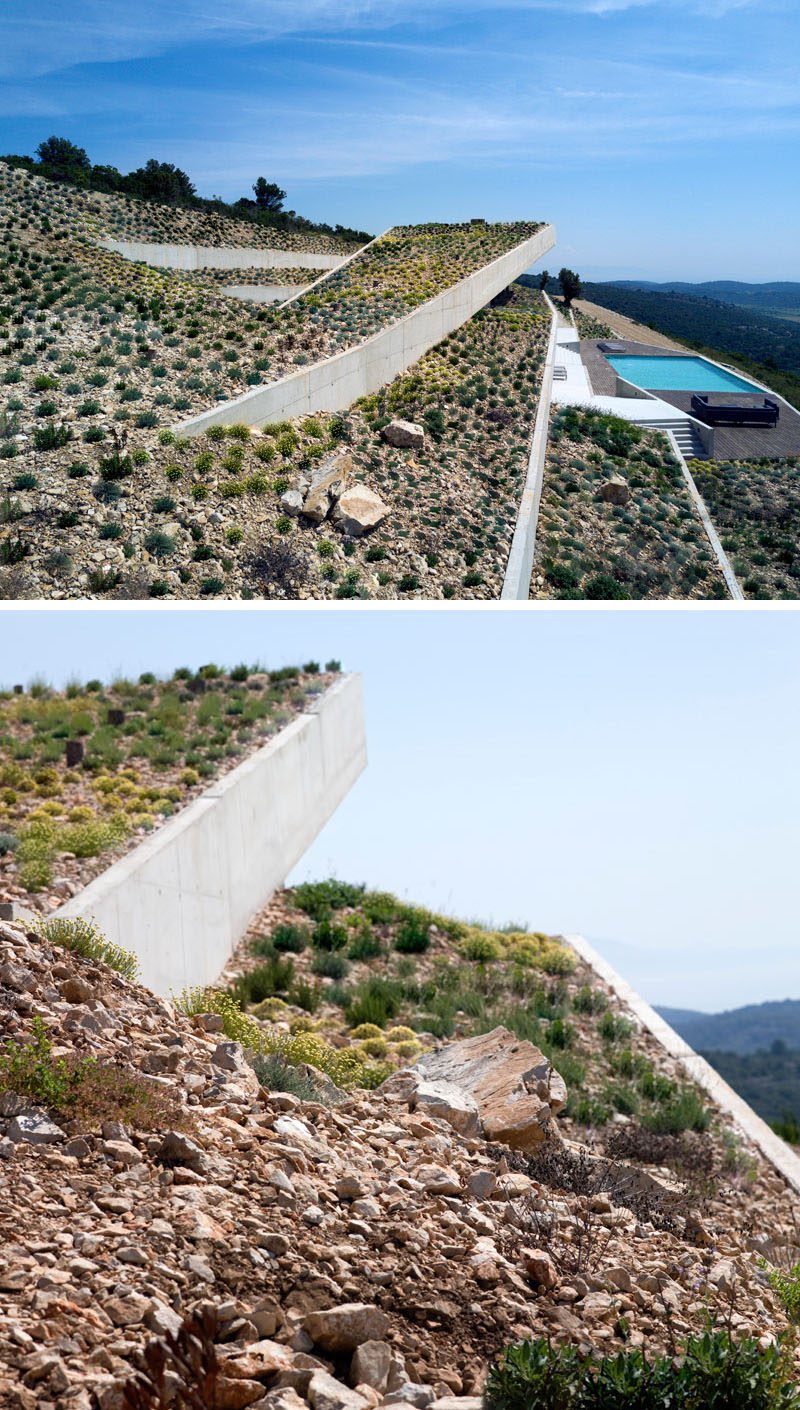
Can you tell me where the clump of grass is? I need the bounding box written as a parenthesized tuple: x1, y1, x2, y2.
(32, 915, 140, 982)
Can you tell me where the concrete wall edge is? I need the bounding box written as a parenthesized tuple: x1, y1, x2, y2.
(565, 931, 800, 1196)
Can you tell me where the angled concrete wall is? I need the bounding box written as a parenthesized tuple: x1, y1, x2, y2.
(173, 224, 556, 435)
(53, 675, 366, 997)
(567, 933, 800, 1196)
(98, 239, 347, 272)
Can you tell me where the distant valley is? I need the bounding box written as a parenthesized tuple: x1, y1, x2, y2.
(657, 1000, 800, 1130)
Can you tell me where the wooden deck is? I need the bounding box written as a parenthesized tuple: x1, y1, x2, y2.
(580, 339, 800, 461)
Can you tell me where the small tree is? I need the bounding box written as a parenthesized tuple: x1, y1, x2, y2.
(253, 177, 286, 213)
(128, 159, 196, 206)
(558, 268, 582, 309)
(538, 269, 550, 292)
(36, 136, 90, 175)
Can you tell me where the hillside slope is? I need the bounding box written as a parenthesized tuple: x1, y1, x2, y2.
(2, 881, 800, 1406)
(0, 162, 547, 601)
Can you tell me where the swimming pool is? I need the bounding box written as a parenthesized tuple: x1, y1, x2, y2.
(606, 354, 757, 394)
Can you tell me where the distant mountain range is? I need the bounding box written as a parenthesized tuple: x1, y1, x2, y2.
(656, 1000, 800, 1127)
(598, 280, 800, 319)
(656, 999, 800, 1055)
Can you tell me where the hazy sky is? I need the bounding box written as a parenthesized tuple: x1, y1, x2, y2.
(2, 605, 798, 1012)
(1, 1, 798, 280)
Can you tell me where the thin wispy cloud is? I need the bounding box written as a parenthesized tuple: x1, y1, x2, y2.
(1, 0, 797, 277)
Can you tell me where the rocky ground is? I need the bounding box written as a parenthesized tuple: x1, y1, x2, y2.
(1, 287, 549, 601)
(692, 455, 800, 599)
(531, 405, 729, 599)
(1, 883, 799, 1410)
(1, 165, 547, 602)
(0, 667, 336, 912)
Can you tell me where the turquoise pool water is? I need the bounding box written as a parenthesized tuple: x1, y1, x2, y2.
(606, 354, 756, 394)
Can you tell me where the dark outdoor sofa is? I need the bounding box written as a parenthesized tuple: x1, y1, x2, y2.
(690, 394, 779, 427)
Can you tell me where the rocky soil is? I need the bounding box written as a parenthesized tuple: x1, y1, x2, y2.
(1, 166, 548, 601)
(1, 285, 549, 601)
(692, 455, 800, 599)
(1, 900, 799, 1410)
(532, 405, 729, 599)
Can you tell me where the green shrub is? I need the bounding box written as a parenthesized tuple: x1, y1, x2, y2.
(361, 890, 400, 924)
(461, 931, 502, 962)
(230, 957, 294, 1005)
(0, 1016, 186, 1130)
(250, 1050, 338, 1105)
(394, 914, 430, 954)
(269, 924, 308, 954)
(641, 1083, 710, 1135)
(348, 928, 382, 961)
(312, 918, 348, 952)
(33, 421, 72, 451)
(293, 878, 365, 920)
(485, 1331, 800, 1410)
(573, 984, 608, 1015)
(144, 530, 176, 558)
(291, 979, 322, 1014)
(764, 1260, 800, 1325)
(346, 976, 402, 1029)
(598, 1011, 633, 1044)
(311, 950, 349, 980)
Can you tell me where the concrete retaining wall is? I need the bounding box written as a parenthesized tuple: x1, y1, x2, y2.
(663, 430, 743, 600)
(53, 675, 366, 997)
(222, 285, 310, 304)
(98, 239, 347, 272)
(173, 224, 556, 435)
(567, 933, 800, 1195)
(501, 303, 558, 599)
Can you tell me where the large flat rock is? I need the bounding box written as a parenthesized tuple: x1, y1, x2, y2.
(408, 1026, 566, 1150)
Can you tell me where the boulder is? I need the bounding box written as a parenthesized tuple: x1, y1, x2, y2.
(598, 474, 630, 506)
(308, 1371, 370, 1410)
(7, 1112, 65, 1145)
(280, 489, 305, 517)
(381, 420, 424, 450)
(407, 1027, 566, 1150)
(157, 1130, 209, 1175)
(302, 453, 352, 524)
(331, 486, 389, 538)
(350, 1342, 393, 1393)
(412, 1080, 480, 1139)
(303, 1304, 390, 1353)
(521, 1248, 558, 1289)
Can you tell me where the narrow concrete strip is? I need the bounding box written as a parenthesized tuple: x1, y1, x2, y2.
(500, 306, 558, 599)
(663, 430, 744, 600)
(280, 228, 393, 309)
(53, 676, 366, 996)
(565, 933, 800, 1195)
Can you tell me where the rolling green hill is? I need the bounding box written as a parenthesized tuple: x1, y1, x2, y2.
(657, 999, 800, 1054)
(603, 280, 800, 321)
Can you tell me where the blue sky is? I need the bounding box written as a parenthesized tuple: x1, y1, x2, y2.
(2, 606, 799, 1012)
(1, 1, 798, 279)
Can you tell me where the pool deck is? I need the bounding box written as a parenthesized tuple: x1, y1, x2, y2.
(581, 338, 800, 461)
